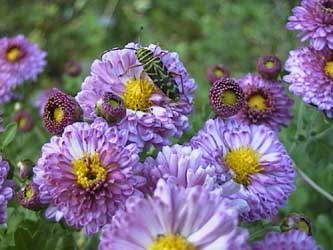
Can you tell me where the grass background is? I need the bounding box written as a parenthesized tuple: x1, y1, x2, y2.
(0, 0, 332, 249)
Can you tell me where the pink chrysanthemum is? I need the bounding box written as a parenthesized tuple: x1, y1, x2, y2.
(76, 43, 196, 149)
(33, 120, 144, 234)
(252, 230, 322, 250)
(140, 145, 246, 207)
(190, 118, 296, 221)
(284, 46, 333, 113)
(236, 74, 293, 130)
(0, 35, 46, 85)
(99, 179, 249, 250)
(287, 0, 333, 50)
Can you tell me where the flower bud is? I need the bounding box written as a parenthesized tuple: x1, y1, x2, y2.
(257, 55, 281, 79)
(43, 88, 83, 134)
(281, 213, 313, 236)
(206, 64, 230, 84)
(17, 182, 42, 211)
(95, 92, 126, 124)
(17, 159, 34, 179)
(209, 77, 244, 118)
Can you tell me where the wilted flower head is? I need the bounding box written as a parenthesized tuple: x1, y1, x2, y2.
(17, 159, 34, 179)
(257, 55, 282, 79)
(34, 120, 144, 234)
(43, 88, 82, 134)
(0, 156, 14, 224)
(190, 118, 296, 221)
(209, 77, 245, 118)
(287, 0, 333, 50)
(17, 182, 42, 211)
(0, 35, 46, 85)
(252, 230, 322, 250)
(95, 92, 126, 124)
(236, 74, 293, 130)
(99, 179, 249, 250)
(206, 64, 230, 84)
(76, 43, 196, 149)
(12, 110, 33, 132)
(64, 60, 82, 77)
(281, 213, 313, 236)
(284, 46, 333, 113)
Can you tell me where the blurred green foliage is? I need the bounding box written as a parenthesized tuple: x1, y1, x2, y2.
(0, 0, 332, 249)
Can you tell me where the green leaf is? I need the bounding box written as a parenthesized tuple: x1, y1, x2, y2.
(0, 123, 17, 150)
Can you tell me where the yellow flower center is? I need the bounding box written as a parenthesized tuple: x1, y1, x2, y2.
(247, 94, 266, 111)
(264, 60, 274, 69)
(220, 90, 237, 106)
(149, 234, 196, 250)
(18, 117, 27, 129)
(224, 146, 262, 185)
(324, 61, 333, 78)
(53, 107, 64, 123)
(6, 46, 23, 62)
(213, 68, 224, 77)
(123, 78, 156, 111)
(72, 152, 107, 189)
(24, 186, 33, 199)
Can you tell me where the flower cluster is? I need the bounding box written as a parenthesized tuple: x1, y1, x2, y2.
(286, 0, 333, 118)
(0, 38, 318, 250)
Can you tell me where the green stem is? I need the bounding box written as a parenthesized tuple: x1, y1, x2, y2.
(294, 163, 333, 202)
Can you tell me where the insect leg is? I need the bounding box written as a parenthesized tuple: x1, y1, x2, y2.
(169, 71, 189, 103)
(119, 64, 143, 77)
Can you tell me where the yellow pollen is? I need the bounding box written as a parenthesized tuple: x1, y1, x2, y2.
(18, 117, 27, 128)
(264, 61, 274, 69)
(324, 61, 333, 78)
(224, 146, 262, 185)
(24, 187, 33, 199)
(213, 68, 224, 77)
(123, 78, 156, 111)
(149, 234, 196, 250)
(220, 90, 237, 106)
(247, 94, 266, 111)
(53, 107, 64, 123)
(72, 152, 107, 189)
(6, 47, 23, 62)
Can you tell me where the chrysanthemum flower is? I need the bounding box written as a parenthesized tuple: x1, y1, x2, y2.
(0, 35, 46, 85)
(99, 179, 249, 250)
(140, 145, 243, 200)
(190, 118, 296, 221)
(43, 88, 83, 134)
(209, 77, 245, 118)
(284, 46, 333, 113)
(206, 64, 230, 84)
(17, 182, 42, 211)
(12, 110, 33, 132)
(95, 92, 126, 124)
(34, 88, 54, 116)
(257, 55, 282, 79)
(236, 74, 293, 130)
(287, 0, 333, 50)
(0, 157, 14, 224)
(252, 230, 322, 250)
(76, 43, 196, 149)
(0, 72, 15, 105)
(33, 120, 143, 234)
